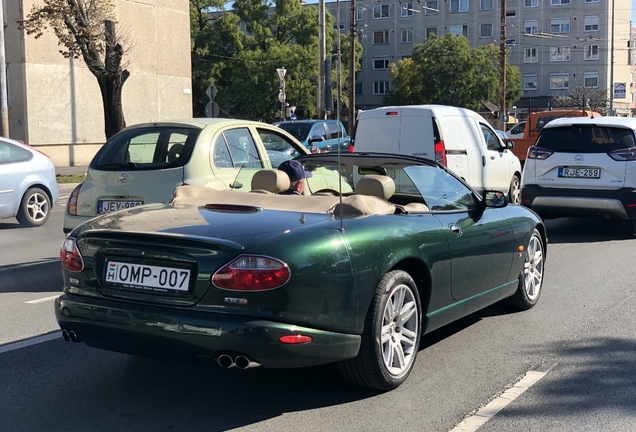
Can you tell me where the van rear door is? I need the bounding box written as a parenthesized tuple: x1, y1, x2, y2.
(396, 107, 434, 159)
(354, 108, 403, 153)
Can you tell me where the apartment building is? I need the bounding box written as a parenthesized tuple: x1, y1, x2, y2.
(325, 0, 635, 116)
(4, 0, 192, 166)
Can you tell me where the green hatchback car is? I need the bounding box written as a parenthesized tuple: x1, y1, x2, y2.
(57, 153, 546, 391)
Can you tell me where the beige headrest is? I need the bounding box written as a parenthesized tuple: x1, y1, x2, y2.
(355, 175, 395, 200)
(251, 169, 291, 193)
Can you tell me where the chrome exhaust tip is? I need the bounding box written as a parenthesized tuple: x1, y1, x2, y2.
(235, 355, 261, 369)
(61, 329, 71, 342)
(217, 354, 235, 368)
(68, 331, 80, 343)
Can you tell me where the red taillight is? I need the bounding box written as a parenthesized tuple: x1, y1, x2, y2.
(67, 183, 83, 216)
(434, 140, 447, 166)
(279, 335, 312, 344)
(385, 111, 399, 116)
(60, 237, 84, 272)
(527, 146, 554, 160)
(608, 147, 636, 161)
(348, 145, 354, 153)
(211, 255, 290, 291)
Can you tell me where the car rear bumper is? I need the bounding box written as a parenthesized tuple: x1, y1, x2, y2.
(63, 214, 94, 233)
(55, 294, 361, 368)
(521, 185, 636, 220)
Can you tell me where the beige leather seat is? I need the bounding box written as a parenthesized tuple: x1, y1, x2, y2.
(250, 169, 290, 194)
(355, 175, 396, 200)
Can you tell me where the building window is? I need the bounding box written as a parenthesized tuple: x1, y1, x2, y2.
(450, 25, 469, 37)
(424, 0, 438, 15)
(401, 2, 414, 17)
(550, 18, 570, 34)
(524, 19, 538, 35)
(373, 57, 390, 70)
(506, 39, 517, 47)
(584, 16, 599, 32)
(355, 82, 363, 95)
(584, 72, 599, 88)
(550, 46, 571, 61)
(480, 24, 493, 38)
(585, 0, 599, 2)
(524, 74, 538, 90)
(401, 28, 414, 43)
(356, 7, 363, 20)
(480, 0, 493, 11)
(373, 81, 390, 95)
(450, 0, 469, 13)
(373, 5, 389, 19)
(524, 48, 538, 62)
(584, 44, 599, 60)
(550, 73, 570, 89)
(506, 11, 517, 18)
(333, 24, 345, 31)
(425, 27, 438, 38)
(550, 0, 570, 5)
(373, 30, 389, 44)
(525, 0, 538, 7)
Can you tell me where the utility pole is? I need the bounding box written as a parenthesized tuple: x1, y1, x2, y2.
(348, 0, 356, 136)
(608, 0, 615, 116)
(318, 0, 325, 119)
(498, 0, 506, 131)
(336, 0, 342, 123)
(0, 0, 9, 137)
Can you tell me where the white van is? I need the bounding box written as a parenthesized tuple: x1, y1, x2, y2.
(352, 105, 522, 203)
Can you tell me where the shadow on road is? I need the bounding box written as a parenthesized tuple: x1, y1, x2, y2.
(0, 260, 62, 293)
(544, 217, 635, 244)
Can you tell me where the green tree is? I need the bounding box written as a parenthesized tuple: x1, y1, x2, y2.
(385, 34, 521, 112)
(19, 0, 130, 139)
(190, 0, 361, 120)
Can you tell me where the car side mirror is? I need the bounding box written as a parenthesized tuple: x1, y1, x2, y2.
(483, 190, 508, 208)
(506, 140, 515, 149)
(308, 135, 325, 145)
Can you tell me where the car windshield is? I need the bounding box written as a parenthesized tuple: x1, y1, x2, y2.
(275, 123, 311, 141)
(301, 157, 476, 211)
(90, 126, 201, 171)
(536, 126, 636, 153)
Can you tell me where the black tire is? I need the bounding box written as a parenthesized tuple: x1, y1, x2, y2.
(508, 174, 521, 205)
(338, 270, 422, 391)
(505, 228, 545, 310)
(16, 187, 51, 227)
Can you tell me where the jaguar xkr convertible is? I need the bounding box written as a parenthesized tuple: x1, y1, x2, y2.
(56, 153, 546, 391)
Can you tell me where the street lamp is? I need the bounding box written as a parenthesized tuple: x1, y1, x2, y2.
(276, 67, 286, 121)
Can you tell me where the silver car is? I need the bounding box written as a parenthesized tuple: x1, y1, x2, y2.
(0, 137, 60, 227)
(64, 119, 310, 233)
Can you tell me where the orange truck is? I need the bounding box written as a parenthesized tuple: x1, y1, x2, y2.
(508, 109, 601, 163)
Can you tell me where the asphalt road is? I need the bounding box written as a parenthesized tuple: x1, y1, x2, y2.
(1, 209, 635, 432)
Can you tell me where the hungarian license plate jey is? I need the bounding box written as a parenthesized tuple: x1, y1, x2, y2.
(98, 200, 143, 214)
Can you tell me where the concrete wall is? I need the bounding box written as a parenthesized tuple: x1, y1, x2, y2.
(7, 0, 192, 167)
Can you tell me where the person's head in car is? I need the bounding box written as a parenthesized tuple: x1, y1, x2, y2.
(278, 160, 313, 195)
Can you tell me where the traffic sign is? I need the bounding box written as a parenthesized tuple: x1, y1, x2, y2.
(276, 68, 286, 80)
(290, 113, 297, 121)
(206, 84, 218, 101)
(205, 101, 220, 118)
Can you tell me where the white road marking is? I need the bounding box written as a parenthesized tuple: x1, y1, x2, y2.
(0, 332, 60, 355)
(449, 369, 549, 432)
(25, 295, 60, 304)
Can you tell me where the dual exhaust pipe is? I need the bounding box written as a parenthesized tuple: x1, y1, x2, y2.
(217, 354, 261, 369)
(61, 329, 80, 343)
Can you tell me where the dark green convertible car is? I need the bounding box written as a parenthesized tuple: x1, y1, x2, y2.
(56, 153, 546, 391)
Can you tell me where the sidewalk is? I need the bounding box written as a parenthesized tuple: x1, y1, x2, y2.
(56, 166, 88, 191)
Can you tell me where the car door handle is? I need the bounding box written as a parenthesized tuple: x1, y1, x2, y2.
(450, 225, 462, 236)
(482, 156, 486, 167)
(490, 155, 496, 160)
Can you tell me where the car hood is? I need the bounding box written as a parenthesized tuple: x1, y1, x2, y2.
(75, 202, 335, 249)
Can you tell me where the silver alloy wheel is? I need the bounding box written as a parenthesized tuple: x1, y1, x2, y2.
(381, 283, 419, 376)
(509, 176, 521, 205)
(523, 233, 544, 301)
(26, 191, 49, 222)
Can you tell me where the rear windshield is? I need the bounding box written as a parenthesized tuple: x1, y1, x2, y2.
(90, 126, 201, 171)
(275, 123, 311, 141)
(535, 126, 636, 153)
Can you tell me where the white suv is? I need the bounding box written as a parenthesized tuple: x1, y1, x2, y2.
(521, 117, 636, 232)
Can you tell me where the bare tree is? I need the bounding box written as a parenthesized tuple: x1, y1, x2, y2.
(551, 84, 608, 115)
(19, 0, 131, 139)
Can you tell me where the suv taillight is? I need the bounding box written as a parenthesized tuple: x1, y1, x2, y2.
(60, 237, 84, 272)
(527, 146, 554, 160)
(608, 147, 636, 161)
(435, 140, 447, 166)
(211, 255, 290, 291)
(67, 183, 83, 216)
